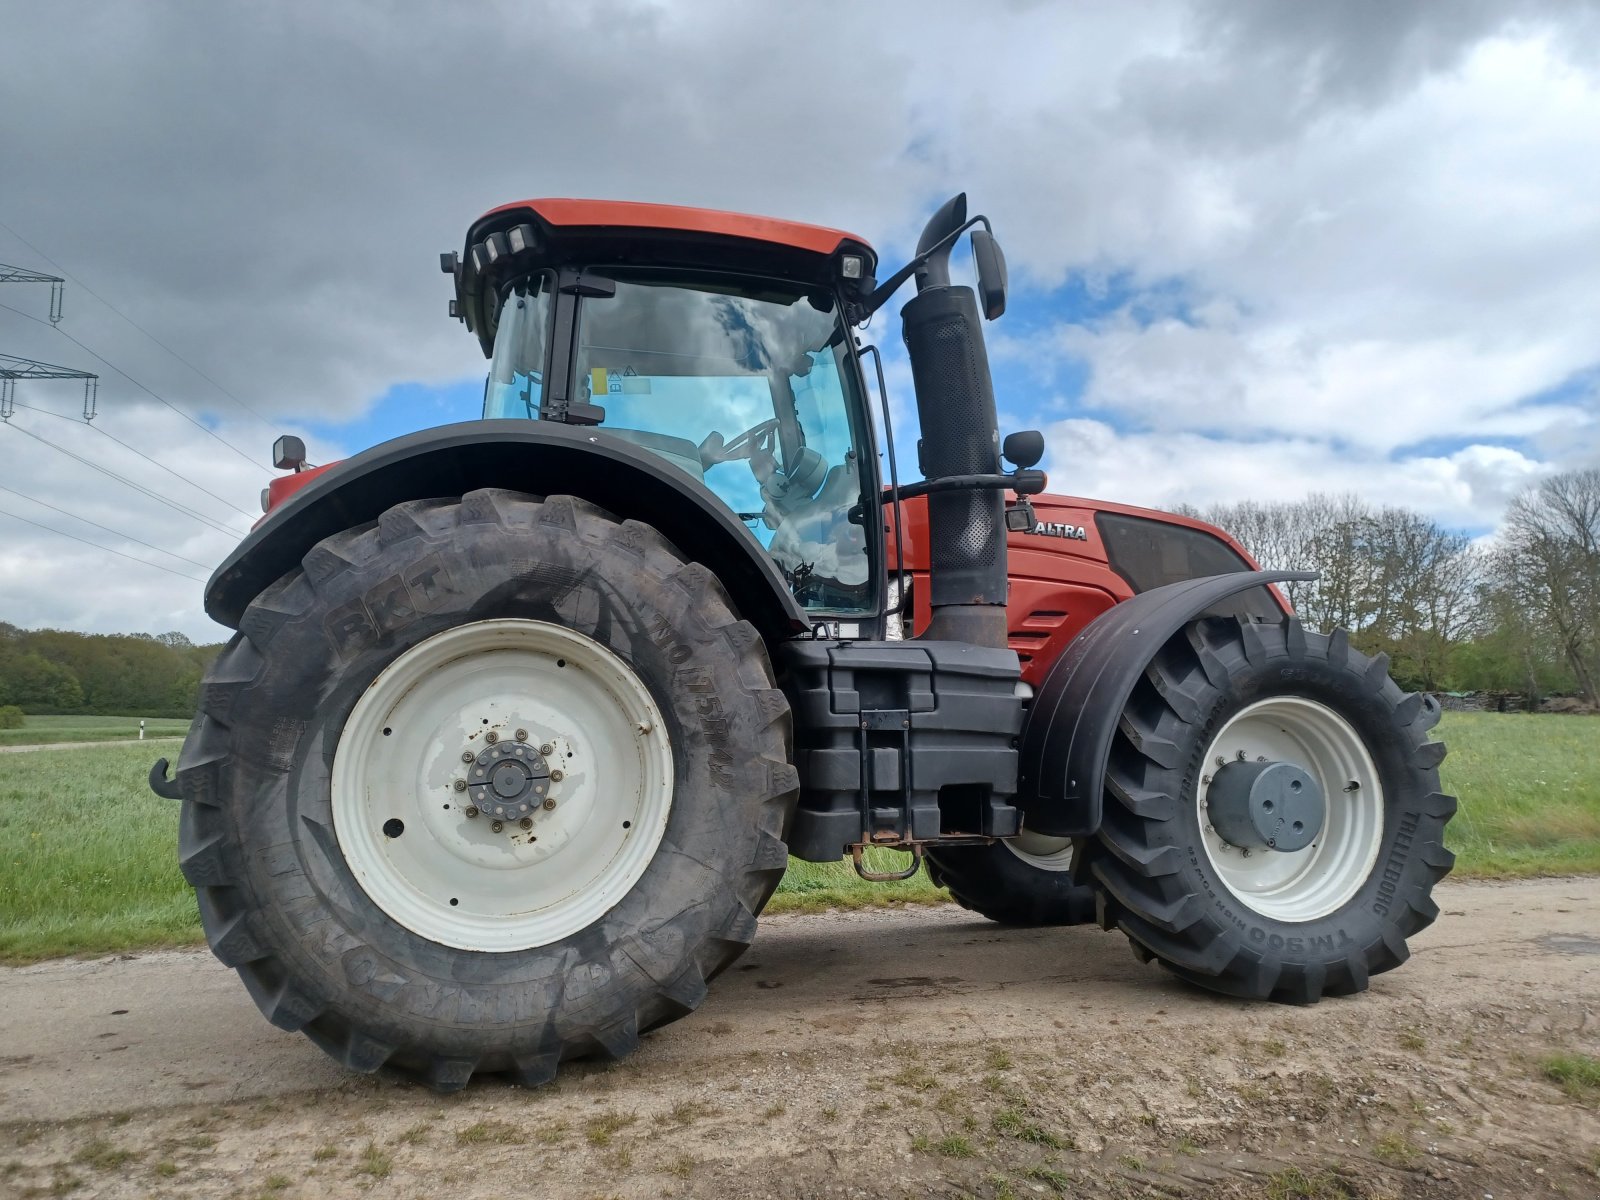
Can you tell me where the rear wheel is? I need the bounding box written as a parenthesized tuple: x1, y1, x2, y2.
(926, 830, 1096, 926)
(1090, 615, 1455, 1002)
(177, 489, 797, 1089)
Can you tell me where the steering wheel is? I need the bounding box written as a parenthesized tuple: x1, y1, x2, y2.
(699, 418, 781, 469)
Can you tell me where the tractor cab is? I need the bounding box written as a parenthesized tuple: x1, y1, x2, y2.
(448, 200, 884, 616)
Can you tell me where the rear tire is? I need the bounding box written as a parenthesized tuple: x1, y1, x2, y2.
(926, 833, 1096, 927)
(177, 489, 797, 1090)
(1090, 615, 1454, 1003)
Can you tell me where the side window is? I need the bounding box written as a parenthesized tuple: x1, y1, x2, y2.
(484, 278, 552, 419)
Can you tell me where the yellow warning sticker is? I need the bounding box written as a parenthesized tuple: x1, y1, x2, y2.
(589, 367, 607, 397)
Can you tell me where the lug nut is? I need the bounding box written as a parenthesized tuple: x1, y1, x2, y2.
(515, 729, 528, 742)
(464, 806, 479, 818)
(519, 817, 533, 830)
(486, 730, 498, 744)
(542, 798, 556, 811)
(453, 780, 467, 792)
(461, 751, 474, 763)
(540, 743, 554, 756)
(491, 820, 504, 833)
(549, 769, 564, 782)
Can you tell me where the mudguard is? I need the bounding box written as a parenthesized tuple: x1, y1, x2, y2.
(206, 420, 810, 642)
(1015, 570, 1316, 837)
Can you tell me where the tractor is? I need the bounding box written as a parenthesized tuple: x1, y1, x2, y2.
(151, 194, 1454, 1091)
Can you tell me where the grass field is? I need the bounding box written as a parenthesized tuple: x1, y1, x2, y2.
(0, 714, 190, 748)
(0, 712, 1594, 964)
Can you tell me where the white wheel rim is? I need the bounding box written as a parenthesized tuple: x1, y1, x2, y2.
(1004, 828, 1076, 872)
(331, 618, 673, 952)
(1197, 696, 1382, 924)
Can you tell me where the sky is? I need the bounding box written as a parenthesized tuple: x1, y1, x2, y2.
(1, 0, 1597, 641)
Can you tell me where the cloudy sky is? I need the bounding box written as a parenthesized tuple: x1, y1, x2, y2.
(1, 0, 1597, 640)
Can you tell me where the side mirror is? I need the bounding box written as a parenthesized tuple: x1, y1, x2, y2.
(272, 434, 307, 472)
(970, 229, 1008, 320)
(1002, 430, 1044, 470)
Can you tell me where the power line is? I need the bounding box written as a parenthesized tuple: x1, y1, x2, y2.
(11, 399, 256, 521)
(0, 217, 280, 436)
(3, 419, 245, 538)
(0, 481, 216, 571)
(0, 504, 208, 584)
(0, 297, 268, 474)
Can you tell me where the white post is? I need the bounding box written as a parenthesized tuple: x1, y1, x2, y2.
(140, 720, 145, 741)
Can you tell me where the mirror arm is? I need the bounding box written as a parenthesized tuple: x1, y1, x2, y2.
(859, 215, 992, 318)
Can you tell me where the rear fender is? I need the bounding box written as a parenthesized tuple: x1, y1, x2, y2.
(206, 420, 810, 644)
(1016, 570, 1316, 837)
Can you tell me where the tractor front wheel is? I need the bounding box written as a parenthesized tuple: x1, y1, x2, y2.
(1090, 615, 1455, 1002)
(177, 489, 796, 1089)
(926, 832, 1096, 927)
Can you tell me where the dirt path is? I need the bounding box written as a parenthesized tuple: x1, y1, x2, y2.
(3, 878, 1598, 1198)
(0, 737, 183, 754)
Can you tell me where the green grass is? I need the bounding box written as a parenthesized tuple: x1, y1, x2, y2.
(1540, 1052, 1600, 1100)
(0, 712, 1594, 964)
(0, 714, 190, 747)
(1439, 712, 1600, 877)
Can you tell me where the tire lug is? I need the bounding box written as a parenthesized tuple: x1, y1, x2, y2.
(464, 806, 479, 818)
(461, 751, 474, 763)
(1216, 756, 1227, 768)
(549, 769, 564, 782)
(515, 728, 528, 742)
(491, 820, 504, 833)
(519, 817, 533, 830)
(453, 780, 467, 792)
(486, 730, 498, 744)
(542, 798, 556, 811)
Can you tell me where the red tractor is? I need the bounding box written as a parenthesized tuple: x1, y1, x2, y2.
(153, 195, 1454, 1091)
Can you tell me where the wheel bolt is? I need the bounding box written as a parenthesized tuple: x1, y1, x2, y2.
(453, 780, 467, 792)
(461, 751, 474, 763)
(515, 729, 528, 742)
(542, 798, 556, 811)
(549, 769, 564, 782)
(464, 806, 479, 818)
(486, 730, 498, 744)
(519, 817, 533, 830)
(491, 820, 504, 833)
(540, 743, 554, 756)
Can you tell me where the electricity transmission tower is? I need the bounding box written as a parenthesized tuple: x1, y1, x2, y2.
(0, 263, 98, 419)
(1, 263, 65, 324)
(1, 352, 99, 420)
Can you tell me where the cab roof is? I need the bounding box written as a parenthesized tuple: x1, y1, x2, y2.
(448, 198, 879, 356)
(478, 198, 873, 258)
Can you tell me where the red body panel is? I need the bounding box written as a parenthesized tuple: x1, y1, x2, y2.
(257, 462, 337, 526)
(479, 198, 873, 259)
(889, 492, 1272, 688)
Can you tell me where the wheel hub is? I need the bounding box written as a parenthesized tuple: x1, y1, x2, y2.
(466, 739, 551, 821)
(1206, 759, 1324, 853)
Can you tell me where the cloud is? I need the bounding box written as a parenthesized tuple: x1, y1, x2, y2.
(0, 1, 1596, 635)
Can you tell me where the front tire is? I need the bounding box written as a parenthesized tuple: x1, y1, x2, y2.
(1090, 616, 1455, 1003)
(177, 489, 797, 1089)
(926, 832, 1096, 927)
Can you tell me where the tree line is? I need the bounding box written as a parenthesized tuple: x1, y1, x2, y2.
(0, 623, 223, 717)
(1188, 468, 1600, 703)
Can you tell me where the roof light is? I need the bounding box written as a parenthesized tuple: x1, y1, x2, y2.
(841, 254, 864, 279)
(273, 434, 307, 472)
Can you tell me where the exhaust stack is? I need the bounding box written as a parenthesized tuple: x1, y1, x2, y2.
(900, 196, 1009, 648)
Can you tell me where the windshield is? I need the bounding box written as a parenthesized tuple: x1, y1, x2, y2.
(486, 271, 873, 614)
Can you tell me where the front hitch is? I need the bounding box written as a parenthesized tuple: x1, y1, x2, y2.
(148, 757, 182, 800)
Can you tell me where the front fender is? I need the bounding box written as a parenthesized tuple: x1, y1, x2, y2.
(1016, 570, 1316, 837)
(206, 420, 810, 643)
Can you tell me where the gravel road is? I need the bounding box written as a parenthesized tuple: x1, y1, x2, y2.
(2, 877, 1597, 1198)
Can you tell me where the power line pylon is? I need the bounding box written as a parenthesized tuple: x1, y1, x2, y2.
(0, 353, 99, 420)
(0, 263, 66, 324)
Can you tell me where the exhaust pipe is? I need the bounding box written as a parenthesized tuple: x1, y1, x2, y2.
(900, 196, 1009, 649)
